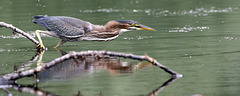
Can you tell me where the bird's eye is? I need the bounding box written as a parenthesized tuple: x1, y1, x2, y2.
(131, 24, 139, 27)
(131, 23, 135, 26)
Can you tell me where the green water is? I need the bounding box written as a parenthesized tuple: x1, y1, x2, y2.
(1, 0, 240, 96)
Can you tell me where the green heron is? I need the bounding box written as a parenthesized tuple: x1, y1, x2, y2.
(33, 15, 156, 49)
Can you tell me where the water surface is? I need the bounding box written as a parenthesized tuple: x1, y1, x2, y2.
(1, 0, 240, 96)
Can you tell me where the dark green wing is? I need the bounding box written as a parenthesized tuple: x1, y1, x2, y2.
(34, 15, 92, 38)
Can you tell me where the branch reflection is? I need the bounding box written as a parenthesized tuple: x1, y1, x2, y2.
(147, 77, 178, 96)
(0, 49, 180, 96)
(1, 77, 178, 96)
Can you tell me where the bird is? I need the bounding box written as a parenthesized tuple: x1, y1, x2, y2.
(33, 15, 156, 49)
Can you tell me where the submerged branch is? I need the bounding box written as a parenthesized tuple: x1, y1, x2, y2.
(1, 50, 182, 81)
(147, 77, 177, 96)
(1, 88, 12, 96)
(0, 22, 39, 45)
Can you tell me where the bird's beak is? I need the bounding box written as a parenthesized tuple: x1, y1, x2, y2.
(138, 25, 156, 31)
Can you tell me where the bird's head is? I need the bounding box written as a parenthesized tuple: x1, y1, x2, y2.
(115, 20, 156, 31)
(105, 20, 156, 32)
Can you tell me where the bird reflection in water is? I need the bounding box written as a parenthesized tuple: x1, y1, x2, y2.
(37, 49, 152, 81)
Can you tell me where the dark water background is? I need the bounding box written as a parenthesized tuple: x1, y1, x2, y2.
(1, 0, 240, 96)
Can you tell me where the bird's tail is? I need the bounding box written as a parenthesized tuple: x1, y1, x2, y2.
(33, 15, 48, 19)
(33, 15, 48, 24)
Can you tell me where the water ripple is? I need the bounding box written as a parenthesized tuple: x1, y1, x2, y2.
(168, 25, 210, 32)
(0, 48, 31, 52)
(222, 37, 239, 40)
(78, 7, 238, 17)
(123, 36, 158, 40)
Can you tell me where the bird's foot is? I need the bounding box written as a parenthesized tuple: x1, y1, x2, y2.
(36, 44, 46, 53)
(36, 44, 45, 50)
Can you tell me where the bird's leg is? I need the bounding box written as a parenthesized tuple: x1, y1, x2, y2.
(35, 30, 46, 50)
(55, 48, 68, 55)
(37, 50, 45, 66)
(54, 40, 66, 48)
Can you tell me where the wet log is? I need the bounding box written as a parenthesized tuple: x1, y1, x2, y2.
(12, 83, 57, 96)
(0, 22, 39, 45)
(1, 50, 182, 81)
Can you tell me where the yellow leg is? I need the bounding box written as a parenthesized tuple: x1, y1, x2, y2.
(35, 30, 46, 50)
(54, 40, 66, 48)
(37, 50, 45, 66)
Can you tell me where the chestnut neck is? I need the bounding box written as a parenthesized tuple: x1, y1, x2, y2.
(92, 21, 124, 32)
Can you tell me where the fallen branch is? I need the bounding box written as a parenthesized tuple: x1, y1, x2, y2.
(0, 22, 39, 45)
(1, 50, 182, 81)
